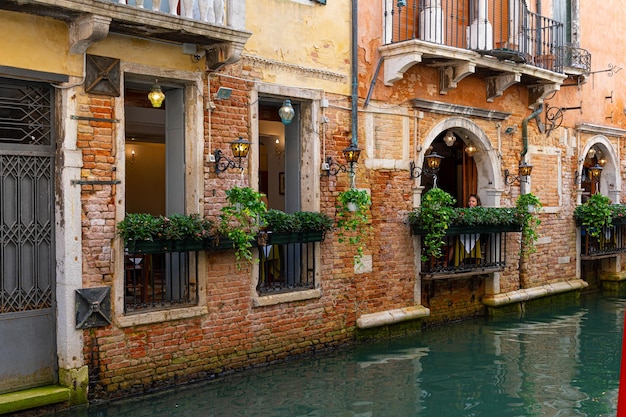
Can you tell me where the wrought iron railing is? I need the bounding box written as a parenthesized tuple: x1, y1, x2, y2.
(580, 225, 626, 258)
(420, 229, 512, 276)
(124, 251, 199, 313)
(258, 241, 317, 293)
(555, 45, 591, 74)
(384, 0, 564, 71)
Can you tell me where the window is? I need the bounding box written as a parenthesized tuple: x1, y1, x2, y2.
(251, 86, 323, 305)
(122, 78, 198, 313)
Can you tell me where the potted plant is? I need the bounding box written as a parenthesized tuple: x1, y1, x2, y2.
(410, 188, 456, 261)
(218, 186, 267, 266)
(259, 209, 334, 245)
(574, 193, 614, 238)
(336, 188, 372, 264)
(516, 192, 542, 254)
(117, 213, 214, 253)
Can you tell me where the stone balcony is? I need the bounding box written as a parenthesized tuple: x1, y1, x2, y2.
(0, 0, 250, 70)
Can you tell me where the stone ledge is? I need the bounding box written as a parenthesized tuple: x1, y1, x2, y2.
(482, 279, 588, 307)
(0, 386, 70, 415)
(600, 271, 626, 282)
(356, 305, 430, 329)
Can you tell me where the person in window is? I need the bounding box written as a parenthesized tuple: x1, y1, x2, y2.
(453, 194, 482, 266)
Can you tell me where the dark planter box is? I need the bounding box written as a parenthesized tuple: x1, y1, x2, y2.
(258, 230, 326, 245)
(411, 223, 522, 236)
(125, 240, 174, 254)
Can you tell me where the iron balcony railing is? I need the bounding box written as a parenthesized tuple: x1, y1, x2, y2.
(385, 0, 564, 72)
(420, 229, 513, 277)
(124, 251, 199, 313)
(580, 225, 626, 258)
(258, 241, 318, 293)
(555, 45, 592, 74)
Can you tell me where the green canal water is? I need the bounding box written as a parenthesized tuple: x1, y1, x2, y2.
(60, 291, 624, 417)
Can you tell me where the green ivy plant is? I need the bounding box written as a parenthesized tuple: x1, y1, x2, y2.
(219, 186, 267, 266)
(516, 192, 543, 255)
(573, 193, 614, 238)
(336, 188, 372, 264)
(412, 188, 456, 261)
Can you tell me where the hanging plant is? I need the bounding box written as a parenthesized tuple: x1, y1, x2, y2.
(411, 188, 456, 261)
(219, 186, 267, 267)
(336, 188, 372, 264)
(516, 192, 542, 255)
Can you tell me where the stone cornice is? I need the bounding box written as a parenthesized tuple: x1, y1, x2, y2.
(575, 123, 626, 137)
(241, 54, 347, 83)
(411, 98, 511, 121)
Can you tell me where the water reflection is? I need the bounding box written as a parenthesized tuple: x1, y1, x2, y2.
(61, 293, 624, 417)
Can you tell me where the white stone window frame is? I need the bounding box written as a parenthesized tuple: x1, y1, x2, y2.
(114, 63, 208, 327)
(249, 82, 324, 307)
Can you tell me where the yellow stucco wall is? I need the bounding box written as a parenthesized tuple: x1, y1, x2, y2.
(0, 10, 82, 77)
(245, 0, 351, 95)
(0, 10, 203, 79)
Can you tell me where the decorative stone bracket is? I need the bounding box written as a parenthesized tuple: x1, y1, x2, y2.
(486, 72, 521, 102)
(69, 14, 111, 55)
(439, 62, 476, 94)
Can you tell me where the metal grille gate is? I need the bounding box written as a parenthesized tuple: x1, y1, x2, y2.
(0, 79, 56, 393)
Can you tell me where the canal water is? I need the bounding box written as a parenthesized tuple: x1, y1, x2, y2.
(57, 291, 624, 417)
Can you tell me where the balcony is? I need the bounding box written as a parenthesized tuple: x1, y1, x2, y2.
(380, 0, 567, 103)
(555, 45, 592, 76)
(580, 224, 626, 260)
(415, 226, 518, 279)
(0, 0, 250, 70)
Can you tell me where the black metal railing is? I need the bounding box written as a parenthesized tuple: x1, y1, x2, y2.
(555, 45, 591, 74)
(257, 242, 317, 293)
(385, 0, 564, 71)
(580, 225, 626, 258)
(124, 251, 199, 313)
(421, 229, 510, 276)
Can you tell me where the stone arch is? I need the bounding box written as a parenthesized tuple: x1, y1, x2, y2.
(415, 117, 502, 207)
(580, 135, 621, 203)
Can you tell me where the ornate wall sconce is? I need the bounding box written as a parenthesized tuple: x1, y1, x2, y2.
(410, 152, 444, 180)
(504, 161, 533, 185)
(322, 143, 361, 177)
(213, 137, 252, 174)
(575, 165, 603, 186)
(148, 79, 165, 108)
(278, 100, 295, 125)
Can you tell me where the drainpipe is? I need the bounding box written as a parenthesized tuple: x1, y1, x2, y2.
(520, 103, 543, 194)
(519, 103, 543, 289)
(350, 0, 359, 187)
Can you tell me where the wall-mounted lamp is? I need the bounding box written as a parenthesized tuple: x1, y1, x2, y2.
(410, 152, 444, 181)
(588, 164, 603, 181)
(215, 86, 232, 100)
(598, 158, 607, 167)
(322, 143, 361, 177)
(504, 161, 533, 185)
(465, 144, 477, 156)
(213, 137, 252, 174)
(443, 131, 457, 147)
(148, 79, 165, 108)
(504, 126, 517, 135)
(575, 164, 603, 185)
(278, 100, 295, 125)
(130, 150, 136, 165)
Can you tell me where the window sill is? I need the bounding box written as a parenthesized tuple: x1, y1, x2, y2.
(116, 305, 208, 328)
(253, 288, 321, 307)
